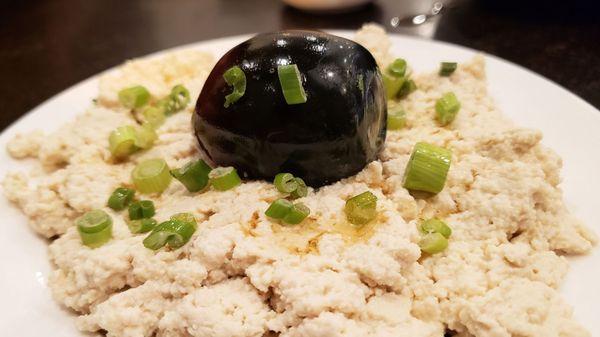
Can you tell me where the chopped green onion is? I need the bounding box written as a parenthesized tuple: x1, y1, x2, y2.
(77, 210, 113, 248)
(265, 199, 293, 219)
(439, 62, 457, 76)
(388, 58, 407, 77)
(171, 159, 211, 192)
(382, 72, 405, 99)
(398, 79, 417, 98)
(128, 200, 156, 220)
(169, 85, 191, 112)
(170, 212, 197, 227)
(290, 177, 308, 199)
(134, 124, 157, 149)
(274, 173, 298, 193)
(118, 85, 150, 109)
(132, 159, 172, 194)
(209, 167, 241, 191)
(107, 187, 135, 211)
(277, 64, 307, 105)
(128, 218, 158, 234)
(282, 203, 310, 225)
(109, 126, 138, 159)
(419, 218, 452, 238)
(265, 199, 310, 225)
(344, 191, 378, 226)
(387, 105, 406, 130)
(155, 85, 191, 115)
(142, 106, 166, 128)
(435, 92, 461, 126)
(143, 219, 196, 250)
(223, 66, 246, 108)
(403, 142, 452, 194)
(419, 232, 448, 254)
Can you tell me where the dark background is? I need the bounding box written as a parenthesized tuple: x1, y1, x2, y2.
(1, 0, 599, 131)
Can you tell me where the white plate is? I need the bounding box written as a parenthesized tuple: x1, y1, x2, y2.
(1, 31, 599, 336)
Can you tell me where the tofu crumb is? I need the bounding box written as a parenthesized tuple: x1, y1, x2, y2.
(2, 24, 595, 337)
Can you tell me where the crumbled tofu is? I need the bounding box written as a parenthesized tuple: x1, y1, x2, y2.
(1, 24, 594, 337)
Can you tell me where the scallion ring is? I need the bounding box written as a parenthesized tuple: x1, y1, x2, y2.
(387, 104, 406, 130)
(143, 219, 196, 250)
(109, 126, 138, 159)
(435, 92, 461, 126)
(382, 72, 405, 100)
(223, 66, 246, 108)
(134, 123, 158, 150)
(387, 58, 407, 78)
(419, 218, 452, 238)
(265, 199, 293, 220)
(274, 173, 298, 193)
(209, 166, 242, 191)
(277, 64, 307, 105)
(77, 210, 113, 248)
(290, 177, 307, 199)
(107, 187, 135, 211)
(128, 200, 156, 220)
(169, 84, 191, 111)
(344, 191, 378, 226)
(141, 106, 166, 128)
(419, 232, 448, 254)
(282, 203, 310, 225)
(439, 62, 457, 76)
(403, 142, 451, 194)
(171, 159, 211, 192)
(118, 85, 150, 109)
(128, 218, 158, 234)
(132, 158, 172, 194)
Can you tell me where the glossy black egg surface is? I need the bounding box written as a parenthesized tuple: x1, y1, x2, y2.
(194, 30, 386, 187)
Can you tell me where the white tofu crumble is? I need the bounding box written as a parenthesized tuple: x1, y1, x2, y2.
(2, 24, 596, 337)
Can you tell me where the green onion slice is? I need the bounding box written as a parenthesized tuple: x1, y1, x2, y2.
(134, 123, 158, 150)
(274, 173, 298, 193)
(387, 104, 406, 130)
(128, 200, 156, 220)
(419, 232, 448, 254)
(171, 159, 211, 192)
(344, 191, 378, 226)
(290, 177, 308, 199)
(223, 66, 246, 108)
(387, 58, 407, 77)
(118, 85, 150, 109)
(77, 210, 113, 248)
(132, 158, 172, 194)
(169, 85, 191, 112)
(282, 203, 310, 225)
(143, 219, 196, 250)
(398, 79, 417, 98)
(109, 126, 138, 159)
(419, 218, 452, 238)
(107, 187, 135, 211)
(435, 92, 461, 126)
(265, 199, 293, 220)
(439, 62, 457, 76)
(142, 106, 166, 128)
(382, 72, 404, 100)
(403, 142, 452, 194)
(277, 64, 307, 105)
(209, 166, 242, 191)
(170, 212, 197, 227)
(128, 218, 158, 234)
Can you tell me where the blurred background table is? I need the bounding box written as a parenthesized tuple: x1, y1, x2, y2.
(1, 0, 598, 131)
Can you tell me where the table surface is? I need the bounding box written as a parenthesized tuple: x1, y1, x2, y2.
(1, 0, 598, 131)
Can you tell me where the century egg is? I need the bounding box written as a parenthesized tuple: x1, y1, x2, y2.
(193, 30, 386, 187)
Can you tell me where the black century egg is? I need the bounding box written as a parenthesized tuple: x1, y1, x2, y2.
(193, 30, 386, 187)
